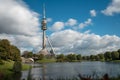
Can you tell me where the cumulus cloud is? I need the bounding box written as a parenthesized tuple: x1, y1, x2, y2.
(51, 22, 64, 31)
(65, 18, 77, 26)
(0, 33, 42, 53)
(90, 9, 96, 17)
(102, 0, 120, 16)
(0, 0, 42, 53)
(0, 0, 40, 36)
(79, 18, 92, 29)
(50, 29, 120, 55)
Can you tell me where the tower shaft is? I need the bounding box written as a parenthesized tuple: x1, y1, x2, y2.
(42, 30, 46, 49)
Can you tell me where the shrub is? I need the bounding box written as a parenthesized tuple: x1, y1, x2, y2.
(13, 61, 22, 73)
(0, 59, 4, 65)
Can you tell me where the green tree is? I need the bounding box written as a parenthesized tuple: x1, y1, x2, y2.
(22, 51, 33, 58)
(111, 51, 119, 60)
(0, 39, 21, 61)
(117, 49, 120, 59)
(0, 39, 11, 60)
(98, 53, 104, 60)
(38, 54, 44, 60)
(66, 54, 77, 62)
(90, 55, 95, 61)
(10, 45, 21, 61)
(104, 52, 112, 61)
(95, 55, 100, 61)
(76, 54, 82, 60)
(56, 54, 65, 62)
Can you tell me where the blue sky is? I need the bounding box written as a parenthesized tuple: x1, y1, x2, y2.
(0, 0, 120, 55)
(24, 0, 120, 36)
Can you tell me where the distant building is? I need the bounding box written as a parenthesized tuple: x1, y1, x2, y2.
(21, 57, 34, 63)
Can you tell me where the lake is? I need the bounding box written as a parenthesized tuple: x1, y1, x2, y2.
(21, 61, 120, 80)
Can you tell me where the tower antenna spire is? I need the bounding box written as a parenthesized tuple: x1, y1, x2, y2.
(43, 3, 46, 19)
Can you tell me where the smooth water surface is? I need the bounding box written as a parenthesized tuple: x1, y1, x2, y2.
(21, 61, 120, 79)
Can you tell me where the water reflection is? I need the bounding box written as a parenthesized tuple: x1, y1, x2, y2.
(0, 72, 21, 80)
(22, 62, 120, 79)
(2, 61, 120, 80)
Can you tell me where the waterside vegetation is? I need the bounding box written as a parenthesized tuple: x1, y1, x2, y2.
(0, 39, 30, 79)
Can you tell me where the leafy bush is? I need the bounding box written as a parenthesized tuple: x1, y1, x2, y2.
(13, 61, 22, 73)
(0, 59, 4, 65)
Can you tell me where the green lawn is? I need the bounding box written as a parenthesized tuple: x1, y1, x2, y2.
(0, 60, 30, 75)
(0, 60, 14, 75)
(37, 58, 56, 63)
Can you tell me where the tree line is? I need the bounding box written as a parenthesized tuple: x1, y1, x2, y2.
(21, 48, 120, 62)
(56, 49, 120, 62)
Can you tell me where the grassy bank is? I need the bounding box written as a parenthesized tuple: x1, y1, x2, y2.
(36, 58, 56, 63)
(0, 60, 14, 75)
(0, 60, 30, 75)
(111, 60, 120, 62)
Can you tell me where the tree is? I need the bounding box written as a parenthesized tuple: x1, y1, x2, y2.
(0, 39, 21, 61)
(10, 45, 21, 61)
(111, 51, 119, 60)
(90, 55, 95, 61)
(22, 51, 33, 58)
(98, 53, 104, 60)
(95, 55, 100, 61)
(56, 54, 65, 62)
(66, 53, 77, 62)
(38, 54, 44, 60)
(117, 49, 120, 59)
(0, 39, 11, 60)
(104, 52, 112, 61)
(76, 54, 82, 60)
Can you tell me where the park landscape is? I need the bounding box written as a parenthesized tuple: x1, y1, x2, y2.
(1, 0, 120, 80)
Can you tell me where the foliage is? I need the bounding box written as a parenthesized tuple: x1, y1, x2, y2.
(66, 54, 77, 62)
(56, 54, 65, 62)
(76, 54, 82, 60)
(22, 51, 33, 58)
(111, 51, 119, 60)
(13, 61, 22, 73)
(0, 59, 4, 65)
(38, 54, 44, 60)
(0, 39, 21, 61)
(55, 49, 120, 62)
(104, 52, 112, 61)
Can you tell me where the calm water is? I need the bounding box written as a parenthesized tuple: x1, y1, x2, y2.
(21, 61, 120, 79)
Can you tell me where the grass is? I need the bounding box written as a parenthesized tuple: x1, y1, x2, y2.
(111, 60, 120, 62)
(0, 60, 30, 75)
(22, 63, 31, 70)
(0, 60, 14, 75)
(36, 58, 56, 63)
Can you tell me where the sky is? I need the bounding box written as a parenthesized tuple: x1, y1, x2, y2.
(0, 0, 120, 55)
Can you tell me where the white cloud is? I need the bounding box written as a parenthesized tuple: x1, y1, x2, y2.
(0, 0, 40, 36)
(90, 9, 96, 17)
(0, 33, 42, 53)
(50, 29, 120, 55)
(0, 0, 42, 53)
(102, 0, 120, 16)
(79, 18, 92, 29)
(47, 18, 52, 22)
(65, 18, 77, 26)
(51, 21, 64, 31)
